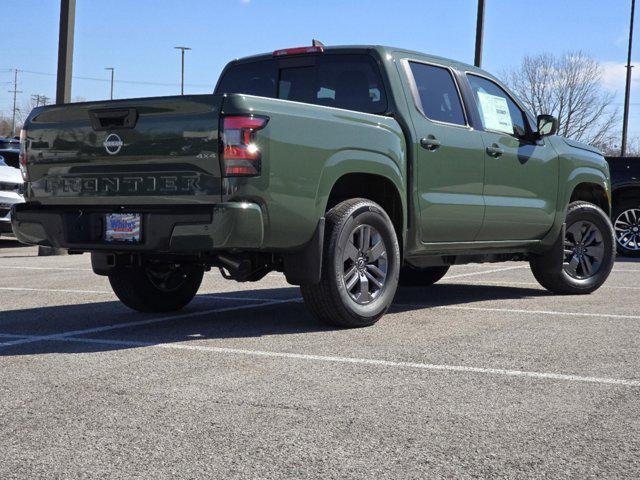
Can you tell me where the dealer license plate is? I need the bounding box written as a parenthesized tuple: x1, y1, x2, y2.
(105, 213, 141, 243)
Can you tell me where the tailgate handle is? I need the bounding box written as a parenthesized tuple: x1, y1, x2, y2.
(89, 108, 138, 131)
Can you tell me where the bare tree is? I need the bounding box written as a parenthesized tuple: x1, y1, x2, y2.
(0, 116, 13, 137)
(17, 96, 41, 127)
(502, 52, 619, 146)
(627, 136, 640, 156)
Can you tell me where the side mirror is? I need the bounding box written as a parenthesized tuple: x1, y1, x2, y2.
(536, 114, 558, 138)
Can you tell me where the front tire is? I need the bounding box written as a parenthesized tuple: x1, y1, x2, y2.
(613, 199, 640, 257)
(109, 262, 204, 313)
(301, 198, 400, 328)
(530, 201, 615, 294)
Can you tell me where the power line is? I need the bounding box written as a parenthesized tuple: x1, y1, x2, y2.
(2, 67, 211, 88)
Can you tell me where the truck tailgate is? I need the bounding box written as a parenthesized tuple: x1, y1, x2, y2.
(24, 95, 223, 205)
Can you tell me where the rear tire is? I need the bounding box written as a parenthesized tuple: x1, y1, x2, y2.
(530, 201, 615, 294)
(109, 262, 204, 313)
(301, 198, 400, 328)
(399, 265, 449, 287)
(612, 199, 640, 257)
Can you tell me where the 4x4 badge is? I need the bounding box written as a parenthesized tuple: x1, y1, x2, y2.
(104, 134, 123, 155)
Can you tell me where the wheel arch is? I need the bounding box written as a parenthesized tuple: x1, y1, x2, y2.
(570, 182, 610, 216)
(539, 167, 610, 250)
(324, 172, 405, 248)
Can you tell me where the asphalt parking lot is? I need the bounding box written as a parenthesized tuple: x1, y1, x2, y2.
(1, 238, 639, 479)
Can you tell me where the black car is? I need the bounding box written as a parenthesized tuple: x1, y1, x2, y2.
(0, 137, 19, 150)
(606, 156, 640, 257)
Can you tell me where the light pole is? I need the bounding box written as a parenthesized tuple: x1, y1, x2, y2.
(174, 46, 191, 95)
(105, 67, 115, 100)
(474, 0, 485, 68)
(56, 0, 75, 104)
(621, 0, 636, 157)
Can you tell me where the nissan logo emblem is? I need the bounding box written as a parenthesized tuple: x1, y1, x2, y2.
(104, 133, 124, 155)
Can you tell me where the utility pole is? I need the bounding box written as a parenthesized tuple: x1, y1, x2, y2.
(9, 69, 22, 136)
(174, 46, 191, 95)
(31, 95, 51, 107)
(474, 0, 486, 68)
(105, 67, 115, 100)
(621, 0, 636, 157)
(56, 0, 76, 104)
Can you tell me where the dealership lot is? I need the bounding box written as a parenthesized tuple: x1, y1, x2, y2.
(1, 239, 639, 479)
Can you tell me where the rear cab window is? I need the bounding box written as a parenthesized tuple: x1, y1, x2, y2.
(215, 53, 388, 115)
(215, 60, 278, 98)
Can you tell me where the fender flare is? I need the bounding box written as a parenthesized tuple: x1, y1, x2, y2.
(314, 149, 406, 227)
(539, 167, 610, 250)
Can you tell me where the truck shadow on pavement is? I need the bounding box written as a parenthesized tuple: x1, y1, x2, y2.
(616, 256, 640, 263)
(0, 283, 550, 357)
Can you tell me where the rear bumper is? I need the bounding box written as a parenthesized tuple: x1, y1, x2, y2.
(10, 202, 264, 252)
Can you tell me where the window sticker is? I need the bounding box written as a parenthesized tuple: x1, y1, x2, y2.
(477, 91, 513, 134)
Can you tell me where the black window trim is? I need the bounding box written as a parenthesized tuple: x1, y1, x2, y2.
(402, 58, 471, 130)
(464, 71, 536, 140)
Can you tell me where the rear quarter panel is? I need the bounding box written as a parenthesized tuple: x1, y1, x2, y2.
(221, 94, 406, 249)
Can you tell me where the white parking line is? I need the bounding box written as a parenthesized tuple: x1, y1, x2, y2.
(445, 265, 527, 279)
(0, 286, 113, 295)
(445, 279, 640, 290)
(392, 304, 640, 321)
(27, 335, 640, 388)
(0, 333, 30, 339)
(0, 297, 302, 348)
(0, 286, 296, 303)
(1, 266, 92, 271)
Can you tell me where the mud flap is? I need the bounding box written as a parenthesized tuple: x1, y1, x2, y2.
(283, 218, 325, 286)
(533, 223, 566, 270)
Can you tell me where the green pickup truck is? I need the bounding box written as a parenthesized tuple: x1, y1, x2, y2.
(13, 44, 615, 327)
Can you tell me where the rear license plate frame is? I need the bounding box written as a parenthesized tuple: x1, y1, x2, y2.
(104, 213, 142, 244)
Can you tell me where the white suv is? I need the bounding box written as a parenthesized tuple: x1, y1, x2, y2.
(0, 155, 24, 238)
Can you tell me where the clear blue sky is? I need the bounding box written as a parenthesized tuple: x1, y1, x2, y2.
(1, 0, 638, 139)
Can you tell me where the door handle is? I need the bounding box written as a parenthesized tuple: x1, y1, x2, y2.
(486, 143, 504, 158)
(420, 135, 441, 151)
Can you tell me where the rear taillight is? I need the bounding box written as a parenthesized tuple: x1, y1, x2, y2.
(221, 115, 268, 177)
(19, 129, 28, 181)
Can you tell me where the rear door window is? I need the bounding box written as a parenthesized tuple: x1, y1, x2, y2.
(408, 62, 466, 126)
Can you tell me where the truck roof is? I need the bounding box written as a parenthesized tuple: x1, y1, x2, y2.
(230, 44, 491, 78)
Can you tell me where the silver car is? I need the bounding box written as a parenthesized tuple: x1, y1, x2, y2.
(0, 155, 24, 238)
